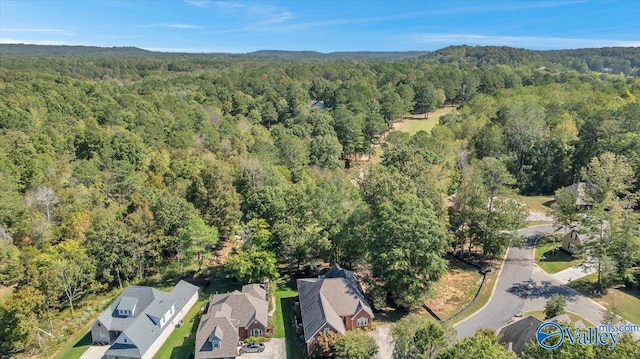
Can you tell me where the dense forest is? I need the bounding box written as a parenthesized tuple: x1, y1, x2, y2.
(0, 44, 639, 356)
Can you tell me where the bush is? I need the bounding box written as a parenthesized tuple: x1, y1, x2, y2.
(622, 272, 635, 290)
(544, 293, 566, 319)
(243, 336, 267, 343)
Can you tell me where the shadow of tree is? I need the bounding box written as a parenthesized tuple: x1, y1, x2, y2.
(507, 279, 580, 301)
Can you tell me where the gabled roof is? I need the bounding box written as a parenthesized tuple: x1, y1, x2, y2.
(297, 272, 374, 343)
(208, 288, 268, 328)
(195, 314, 239, 359)
(99, 280, 199, 358)
(563, 182, 592, 207)
(116, 296, 138, 313)
(242, 283, 267, 301)
(497, 316, 542, 354)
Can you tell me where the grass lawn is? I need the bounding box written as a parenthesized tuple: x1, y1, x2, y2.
(451, 264, 499, 325)
(424, 255, 483, 320)
(570, 272, 640, 325)
(535, 241, 583, 274)
(518, 195, 554, 214)
(392, 107, 454, 135)
(53, 329, 92, 359)
(272, 281, 304, 359)
(524, 310, 595, 327)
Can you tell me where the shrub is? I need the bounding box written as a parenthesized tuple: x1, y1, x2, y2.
(544, 293, 566, 319)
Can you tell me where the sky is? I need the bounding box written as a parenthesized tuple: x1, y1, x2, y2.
(1, 0, 639, 53)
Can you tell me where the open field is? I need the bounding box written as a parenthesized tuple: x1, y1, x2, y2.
(535, 241, 583, 274)
(570, 271, 640, 325)
(424, 255, 483, 320)
(519, 195, 554, 214)
(392, 107, 454, 135)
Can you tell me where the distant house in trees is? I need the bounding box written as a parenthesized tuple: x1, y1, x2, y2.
(308, 100, 329, 110)
(90, 280, 199, 359)
(562, 229, 583, 254)
(297, 264, 374, 355)
(195, 284, 269, 359)
(497, 316, 542, 354)
(561, 182, 592, 210)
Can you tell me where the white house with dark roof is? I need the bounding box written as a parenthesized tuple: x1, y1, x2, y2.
(90, 280, 199, 359)
(297, 264, 374, 355)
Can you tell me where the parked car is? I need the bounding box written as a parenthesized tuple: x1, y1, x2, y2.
(241, 342, 265, 353)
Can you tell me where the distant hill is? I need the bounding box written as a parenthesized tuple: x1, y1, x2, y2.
(422, 45, 640, 74)
(0, 44, 426, 60)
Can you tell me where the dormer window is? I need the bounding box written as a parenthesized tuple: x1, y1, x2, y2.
(212, 339, 220, 348)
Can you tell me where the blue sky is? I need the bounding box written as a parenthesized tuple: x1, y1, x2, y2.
(1, 0, 638, 53)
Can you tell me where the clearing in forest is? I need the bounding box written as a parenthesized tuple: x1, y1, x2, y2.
(392, 107, 454, 135)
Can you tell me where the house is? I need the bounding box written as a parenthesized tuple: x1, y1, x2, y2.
(497, 316, 542, 354)
(562, 229, 583, 254)
(562, 182, 592, 210)
(297, 264, 374, 355)
(90, 280, 199, 359)
(195, 284, 269, 359)
(308, 100, 328, 110)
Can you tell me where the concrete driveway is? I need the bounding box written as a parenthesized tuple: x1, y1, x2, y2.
(241, 338, 286, 359)
(369, 325, 393, 359)
(79, 344, 108, 359)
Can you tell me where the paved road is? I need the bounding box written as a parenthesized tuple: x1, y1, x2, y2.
(453, 224, 639, 339)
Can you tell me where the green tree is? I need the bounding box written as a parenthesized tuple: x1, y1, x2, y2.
(392, 315, 452, 359)
(436, 329, 515, 359)
(225, 247, 278, 284)
(544, 293, 567, 319)
(552, 187, 579, 233)
(333, 330, 378, 359)
(178, 216, 218, 271)
(0, 239, 21, 286)
(312, 330, 340, 358)
(0, 286, 45, 354)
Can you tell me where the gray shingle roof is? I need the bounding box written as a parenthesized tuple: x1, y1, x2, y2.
(209, 289, 268, 328)
(116, 296, 138, 313)
(195, 308, 240, 359)
(99, 280, 199, 358)
(497, 316, 542, 354)
(297, 273, 374, 343)
(564, 182, 592, 206)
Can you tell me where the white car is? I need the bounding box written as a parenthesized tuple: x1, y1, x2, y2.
(241, 342, 265, 353)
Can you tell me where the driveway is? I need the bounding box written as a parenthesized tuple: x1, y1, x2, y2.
(552, 258, 597, 284)
(79, 344, 108, 359)
(241, 338, 286, 359)
(369, 325, 393, 359)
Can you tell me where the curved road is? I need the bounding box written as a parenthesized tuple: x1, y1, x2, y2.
(454, 224, 637, 339)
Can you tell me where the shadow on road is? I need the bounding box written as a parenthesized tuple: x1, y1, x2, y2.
(507, 279, 580, 301)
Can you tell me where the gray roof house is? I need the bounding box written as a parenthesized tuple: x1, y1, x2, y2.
(195, 284, 269, 359)
(297, 264, 374, 354)
(497, 316, 542, 354)
(562, 182, 592, 209)
(91, 280, 199, 359)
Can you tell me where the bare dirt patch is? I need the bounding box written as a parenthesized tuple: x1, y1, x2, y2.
(423, 255, 482, 320)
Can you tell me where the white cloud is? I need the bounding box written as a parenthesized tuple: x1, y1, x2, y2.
(2, 28, 74, 35)
(408, 33, 640, 49)
(184, 0, 210, 8)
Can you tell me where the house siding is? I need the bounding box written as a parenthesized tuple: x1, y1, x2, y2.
(245, 321, 266, 337)
(141, 291, 198, 359)
(90, 320, 111, 344)
(347, 311, 373, 330)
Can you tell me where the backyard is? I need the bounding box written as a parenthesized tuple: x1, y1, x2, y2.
(535, 239, 583, 274)
(423, 254, 483, 321)
(272, 281, 304, 359)
(570, 271, 640, 325)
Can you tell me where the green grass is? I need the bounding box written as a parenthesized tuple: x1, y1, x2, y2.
(518, 195, 554, 214)
(272, 281, 304, 359)
(53, 329, 92, 359)
(154, 298, 205, 359)
(394, 118, 439, 135)
(535, 241, 583, 274)
(452, 267, 499, 325)
(570, 272, 640, 325)
(524, 310, 595, 327)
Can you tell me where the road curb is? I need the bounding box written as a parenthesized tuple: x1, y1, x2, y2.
(454, 246, 510, 327)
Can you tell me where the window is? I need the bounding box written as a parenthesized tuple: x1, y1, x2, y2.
(324, 328, 330, 333)
(123, 338, 127, 343)
(357, 317, 368, 327)
(98, 331, 106, 338)
(251, 328, 262, 337)
(212, 339, 220, 348)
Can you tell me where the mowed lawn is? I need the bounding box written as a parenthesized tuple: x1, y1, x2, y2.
(424, 254, 482, 321)
(518, 195, 554, 214)
(535, 241, 582, 274)
(570, 271, 640, 325)
(393, 107, 454, 135)
(273, 282, 304, 359)
(524, 310, 595, 327)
